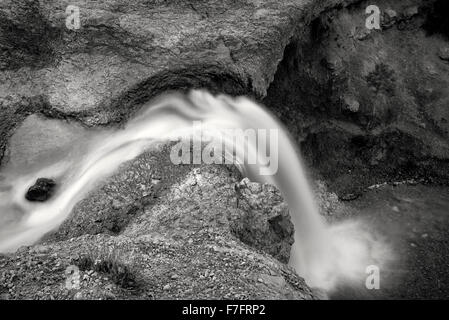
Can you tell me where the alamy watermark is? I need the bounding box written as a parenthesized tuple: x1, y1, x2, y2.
(65, 5, 81, 30)
(365, 5, 381, 30)
(169, 121, 279, 176)
(65, 265, 80, 290)
(365, 265, 380, 290)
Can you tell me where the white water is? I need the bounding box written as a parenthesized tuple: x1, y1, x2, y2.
(0, 90, 388, 290)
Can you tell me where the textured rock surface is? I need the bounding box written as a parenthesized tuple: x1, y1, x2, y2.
(0, 0, 360, 164)
(1, 0, 448, 196)
(0, 231, 316, 300)
(0, 112, 309, 299)
(0, 151, 315, 300)
(263, 0, 449, 194)
(44, 145, 295, 265)
(2, 0, 449, 300)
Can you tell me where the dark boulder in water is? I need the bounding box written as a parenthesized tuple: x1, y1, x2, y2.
(25, 178, 56, 202)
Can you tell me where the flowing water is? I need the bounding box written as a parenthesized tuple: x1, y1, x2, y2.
(0, 90, 390, 291)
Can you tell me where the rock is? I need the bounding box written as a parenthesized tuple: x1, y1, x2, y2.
(342, 95, 360, 113)
(354, 28, 372, 41)
(111, 200, 122, 210)
(25, 178, 56, 202)
(2, 0, 448, 301)
(74, 292, 83, 300)
(0, 0, 447, 200)
(0, 293, 10, 300)
(263, 0, 449, 195)
(382, 9, 398, 28)
(403, 6, 419, 19)
(259, 274, 287, 288)
(0, 161, 316, 300)
(438, 47, 449, 61)
(230, 177, 294, 263)
(385, 9, 398, 19)
(314, 181, 341, 216)
(31, 245, 49, 254)
(0, 0, 367, 166)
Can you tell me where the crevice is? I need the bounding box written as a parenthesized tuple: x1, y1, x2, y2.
(263, 0, 449, 195)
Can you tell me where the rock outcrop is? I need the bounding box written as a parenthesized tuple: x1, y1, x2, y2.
(25, 178, 56, 202)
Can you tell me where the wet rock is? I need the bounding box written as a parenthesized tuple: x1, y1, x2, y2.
(25, 178, 56, 202)
(382, 9, 398, 28)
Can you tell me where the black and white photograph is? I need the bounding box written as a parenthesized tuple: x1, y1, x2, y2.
(0, 0, 448, 307)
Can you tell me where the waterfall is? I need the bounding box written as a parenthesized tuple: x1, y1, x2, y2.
(0, 90, 388, 290)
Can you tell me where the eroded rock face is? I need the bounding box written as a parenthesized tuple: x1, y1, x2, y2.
(1, 0, 449, 300)
(231, 178, 294, 264)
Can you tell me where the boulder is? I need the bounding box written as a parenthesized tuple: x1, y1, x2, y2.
(25, 178, 56, 202)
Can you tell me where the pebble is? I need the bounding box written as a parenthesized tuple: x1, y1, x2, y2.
(163, 284, 171, 290)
